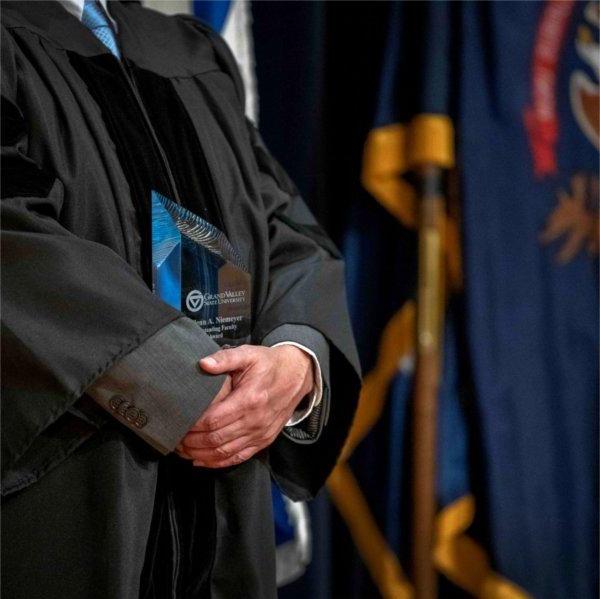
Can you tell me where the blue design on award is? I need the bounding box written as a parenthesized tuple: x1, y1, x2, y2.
(151, 191, 182, 310)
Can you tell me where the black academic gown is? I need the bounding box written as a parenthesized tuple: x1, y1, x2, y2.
(0, 2, 361, 598)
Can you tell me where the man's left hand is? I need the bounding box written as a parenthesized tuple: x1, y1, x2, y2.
(177, 344, 314, 468)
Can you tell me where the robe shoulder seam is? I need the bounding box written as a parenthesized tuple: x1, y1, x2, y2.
(3, 24, 66, 53)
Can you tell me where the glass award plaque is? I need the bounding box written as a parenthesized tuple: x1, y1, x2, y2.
(151, 190, 251, 343)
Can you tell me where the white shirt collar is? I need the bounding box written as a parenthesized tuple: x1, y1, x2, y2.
(57, 0, 117, 29)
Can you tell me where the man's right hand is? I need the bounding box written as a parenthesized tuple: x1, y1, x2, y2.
(175, 374, 232, 460)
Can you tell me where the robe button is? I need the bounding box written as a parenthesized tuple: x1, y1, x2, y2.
(134, 411, 149, 429)
(108, 395, 148, 428)
(125, 405, 140, 423)
(109, 394, 127, 412)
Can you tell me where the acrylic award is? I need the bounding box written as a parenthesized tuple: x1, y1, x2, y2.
(151, 190, 251, 344)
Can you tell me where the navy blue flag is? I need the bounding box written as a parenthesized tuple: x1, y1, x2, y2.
(339, 1, 598, 598)
(460, 2, 598, 597)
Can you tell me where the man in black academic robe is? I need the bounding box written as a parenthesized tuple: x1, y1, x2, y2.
(0, 2, 361, 598)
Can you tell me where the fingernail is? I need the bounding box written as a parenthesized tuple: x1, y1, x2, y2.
(201, 357, 217, 367)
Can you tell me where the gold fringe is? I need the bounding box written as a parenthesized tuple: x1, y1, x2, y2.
(406, 114, 455, 170)
(328, 298, 528, 598)
(361, 116, 462, 290)
(434, 496, 532, 599)
(340, 301, 415, 461)
(328, 302, 416, 597)
(361, 123, 417, 228)
(361, 115, 455, 229)
(328, 463, 413, 599)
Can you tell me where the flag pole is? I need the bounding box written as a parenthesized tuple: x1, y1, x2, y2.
(411, 164, 445, 599)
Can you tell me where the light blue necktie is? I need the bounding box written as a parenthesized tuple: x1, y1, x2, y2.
(82, 0, 121, 59)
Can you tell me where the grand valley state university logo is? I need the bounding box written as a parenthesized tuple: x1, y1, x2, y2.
(186, 289, 205, 313)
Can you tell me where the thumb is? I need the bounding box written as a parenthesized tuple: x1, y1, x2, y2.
(199, 346, 254, 374)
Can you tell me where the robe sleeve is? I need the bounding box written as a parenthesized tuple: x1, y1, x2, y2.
(247, 122, 362, 501)
(0, 43, 225, 479)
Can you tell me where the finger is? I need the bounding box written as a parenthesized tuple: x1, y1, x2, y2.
(192, 410, 284, 467)
(183, 419, 247, 449)
(191, 383, 267, 432)
(175, 446, 194, 460)
(185, 434, 253, 463)
(199, 345, 257, 375)
(193, 445, 261, 469)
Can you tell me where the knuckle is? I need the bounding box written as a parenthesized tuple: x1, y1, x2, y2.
(215, 445, 230, 459)
(181, 441, 196, 453)
(254, 363, 271, 377)
(207, 417, 220, 430)
(245, 395, 259, 410)
(250, 389, 268, 408)
(208, 431, 223, 446)
(243, 447, 257, 459)
(232, 451, 247, 465)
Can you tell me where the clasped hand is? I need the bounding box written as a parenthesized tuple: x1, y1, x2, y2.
(176, 344, 314, 468)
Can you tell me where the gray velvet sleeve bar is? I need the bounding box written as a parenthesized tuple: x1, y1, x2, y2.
(86, 317, 226, 455)
(262, 324, 331, 443)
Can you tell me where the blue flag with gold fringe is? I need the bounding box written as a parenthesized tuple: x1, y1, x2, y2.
(333, 1, 598, 598)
